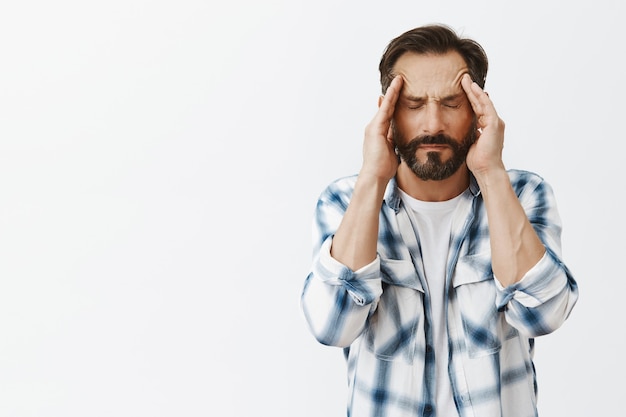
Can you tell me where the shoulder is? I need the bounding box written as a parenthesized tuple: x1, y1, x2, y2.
(318, 174, 359, 199)
(507, 168, 547, 190)
(315, 174, 359, 210)
(506, 169, 556, 203)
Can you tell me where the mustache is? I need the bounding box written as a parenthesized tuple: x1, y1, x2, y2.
(396, 133, 460, 152)
(411, 134, 457, 146)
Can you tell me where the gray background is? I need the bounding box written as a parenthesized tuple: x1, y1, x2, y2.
(0, 0, 621, 415)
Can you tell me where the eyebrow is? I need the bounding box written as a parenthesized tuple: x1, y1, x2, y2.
(402, 92, 464, 102)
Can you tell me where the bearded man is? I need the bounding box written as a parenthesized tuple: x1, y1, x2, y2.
(301, 24, 578, 417)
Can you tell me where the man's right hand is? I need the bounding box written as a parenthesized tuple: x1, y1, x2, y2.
(360, 75, 404, 182)
(329, 76, 404, 270)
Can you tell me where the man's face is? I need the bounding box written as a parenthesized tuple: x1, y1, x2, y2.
(391, 51, 476, 181)
(393, 121, 476, 181)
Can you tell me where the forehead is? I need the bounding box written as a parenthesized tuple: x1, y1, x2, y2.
(393, 51, 469, 98)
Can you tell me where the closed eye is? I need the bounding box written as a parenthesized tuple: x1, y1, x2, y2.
(403, 98, 425, 110)
(441, 94, 465, 109)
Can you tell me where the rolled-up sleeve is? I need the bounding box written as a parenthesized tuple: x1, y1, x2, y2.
(301, 237, 383, 347)
(495, 255, 577, 336)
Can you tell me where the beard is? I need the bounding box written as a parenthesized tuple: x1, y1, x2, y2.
(394, 122, 477, 181)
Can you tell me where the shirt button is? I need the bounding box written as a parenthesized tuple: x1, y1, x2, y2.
(424, 404, 433, 415)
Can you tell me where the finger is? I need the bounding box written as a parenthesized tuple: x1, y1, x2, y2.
(461, 74, 497, 125)
(377, 75, 403, 123)
(366, 75, 403, 139)
(461, 74, 483, 111)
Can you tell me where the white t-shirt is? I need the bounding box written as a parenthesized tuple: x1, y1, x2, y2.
(400, 189, 467, 417)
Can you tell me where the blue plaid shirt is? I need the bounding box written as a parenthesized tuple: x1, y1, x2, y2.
(301, 169, 578, 417)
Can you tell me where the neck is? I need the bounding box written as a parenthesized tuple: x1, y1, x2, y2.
(396, 164, 470, 202)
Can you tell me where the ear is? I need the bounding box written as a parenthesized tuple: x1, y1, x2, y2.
(378, 95, 384, 108)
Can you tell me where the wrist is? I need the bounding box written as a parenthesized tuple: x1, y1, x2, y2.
(353, 171, 389, 202)
(473, 165, 508, 193)
(357, 169, 393, 187)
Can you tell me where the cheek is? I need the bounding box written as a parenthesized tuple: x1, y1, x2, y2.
(447, 112, 474, 136)
(393, 110, 420, 133)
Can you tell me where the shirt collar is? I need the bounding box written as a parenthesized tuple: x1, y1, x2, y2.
(384, 171, 481, 213)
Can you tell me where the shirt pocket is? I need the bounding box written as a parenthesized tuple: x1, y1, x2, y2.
(453, 252, 518, 358)
(364, 258, 425, 364)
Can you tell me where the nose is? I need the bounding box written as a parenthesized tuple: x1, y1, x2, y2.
(422, 103, 445, 135)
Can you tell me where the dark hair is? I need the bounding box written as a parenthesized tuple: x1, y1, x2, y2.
(379, 24, 488, 93)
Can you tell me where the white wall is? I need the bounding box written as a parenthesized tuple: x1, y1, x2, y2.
(0, 0, 621, 415)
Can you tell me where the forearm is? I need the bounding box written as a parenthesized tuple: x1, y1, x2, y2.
(476, 168, 545, 287)
(331, 174, 388, 270)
